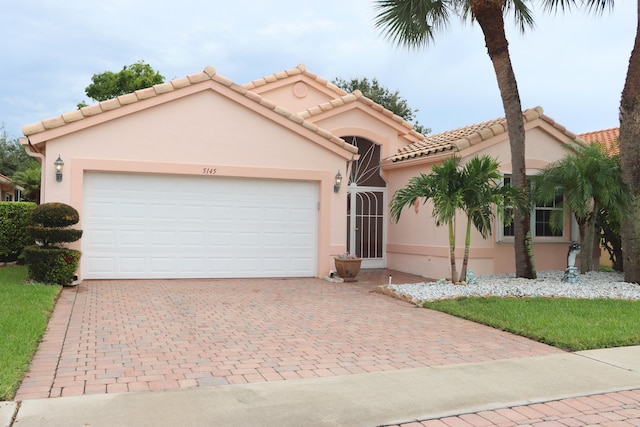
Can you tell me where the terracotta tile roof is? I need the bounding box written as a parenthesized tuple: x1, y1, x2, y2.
(0, 173, 24, 190)
(577, 127, 619, 156)
(385, 106, 577, 163)
(297, 89, 425, 141)
(245, 64, 425, 142)
(242, 64, 348, 97)
(21, 66, 357, 155)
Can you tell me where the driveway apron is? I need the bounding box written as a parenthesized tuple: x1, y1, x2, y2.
(15, 271, 563, 400)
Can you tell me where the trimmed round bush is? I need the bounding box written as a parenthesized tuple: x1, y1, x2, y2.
(25, 202, 83, 285)
(23, 246, 81, 285)
(31, 202, 80, 228)
(27, 226, 83, 248)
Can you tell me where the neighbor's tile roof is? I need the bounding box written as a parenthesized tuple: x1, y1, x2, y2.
(578, 127, 619, 156)
(0, 173, 24, 190)
(386, 106, 576, 163)
(0, 173, 12, 184)
(21, 66, 358, 154)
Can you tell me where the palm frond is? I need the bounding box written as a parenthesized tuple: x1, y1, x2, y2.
(504, 0, 536, 32)
(373, 0, 453, 49)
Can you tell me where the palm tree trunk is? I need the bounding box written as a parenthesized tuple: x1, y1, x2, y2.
(576, 218, 587, 270)
(448, 219, 458, 283)
(581, 201, 598, 273)
(459, 218, 472, 283)
(619, 0, 640, 283)
(472, 0, 536, 279)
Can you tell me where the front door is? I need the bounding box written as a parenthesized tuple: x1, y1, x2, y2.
(347, 185, 386, 268)
(344, 136, 386, 268)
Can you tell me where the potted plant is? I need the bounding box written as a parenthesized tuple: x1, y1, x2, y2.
(334, 252, 362, 282)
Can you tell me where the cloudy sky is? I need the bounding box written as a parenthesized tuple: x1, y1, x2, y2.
(1, 0, 635, 140)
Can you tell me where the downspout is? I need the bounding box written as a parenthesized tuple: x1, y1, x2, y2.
(20, 136, 45, 203)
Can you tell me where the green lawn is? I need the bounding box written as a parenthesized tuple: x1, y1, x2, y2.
(0, 265, 60, 400)
(424, 297, 640, 351)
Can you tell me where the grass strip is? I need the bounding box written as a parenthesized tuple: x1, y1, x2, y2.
(423, 297, 640, 351)
(0, 265, 60, 400)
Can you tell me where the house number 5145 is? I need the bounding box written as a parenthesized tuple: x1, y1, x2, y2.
(202, 167, 217, 175)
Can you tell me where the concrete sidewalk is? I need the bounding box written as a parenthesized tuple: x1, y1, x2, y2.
(4, 345, 640, 427)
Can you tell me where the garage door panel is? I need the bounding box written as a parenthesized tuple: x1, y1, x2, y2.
(151, 231, 176, 246)
(118, 257, 144, 273)
(83, 173, 318, 279)
(179, 231, 206, 247)
(120, 231, 145, 247)
(121, 203, 146, 219)
(86, 257, 116, 274)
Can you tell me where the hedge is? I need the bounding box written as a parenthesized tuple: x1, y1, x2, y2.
(0, 202, 36, 262)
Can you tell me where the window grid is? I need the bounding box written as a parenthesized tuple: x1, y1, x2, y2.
(501, 176, 563, 238)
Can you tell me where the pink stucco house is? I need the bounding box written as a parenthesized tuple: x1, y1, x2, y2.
(20, 65, 585, 281)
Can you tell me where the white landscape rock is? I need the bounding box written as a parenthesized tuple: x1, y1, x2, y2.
(388, 270, 640, 302)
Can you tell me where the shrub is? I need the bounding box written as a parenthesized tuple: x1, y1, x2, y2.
(23, 247, 81, 285)
(30, 202, 80, 229)
(24, 202, 83, 285)
(27, 226, 83, 248)
(26, 203, 83, 248)
(0, 202, 36, 262)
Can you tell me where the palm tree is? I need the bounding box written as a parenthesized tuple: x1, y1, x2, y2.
(390, 155, 516, 283)
(390, 156, 463, 282)
(374, 0, 536, 278)
(532, 143, 629, 273)
(618, 4, 640, 283)
(458, 155, 517, 282)
(13, 165, 41, 204)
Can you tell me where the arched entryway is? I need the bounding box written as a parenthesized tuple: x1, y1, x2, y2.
(344, 136, 386, 268)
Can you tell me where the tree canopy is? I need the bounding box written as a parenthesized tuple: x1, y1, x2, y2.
(78, 61, 165, 107)
(0, 128, 37, 178)
(532, 143, 628, 273)
(333, 77, 430, 135)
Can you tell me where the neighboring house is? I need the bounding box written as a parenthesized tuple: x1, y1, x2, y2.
(0, 173, 23, 201)
(578, 127, 620, 156)
(20, 65, 584, 281)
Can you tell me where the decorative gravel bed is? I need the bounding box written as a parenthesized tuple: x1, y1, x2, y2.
(388, 270, 640, 302)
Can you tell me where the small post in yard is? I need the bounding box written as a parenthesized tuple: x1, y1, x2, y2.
(562, 243, 582, 284)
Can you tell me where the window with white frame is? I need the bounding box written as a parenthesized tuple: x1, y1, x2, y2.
(501, 176, 563, 239)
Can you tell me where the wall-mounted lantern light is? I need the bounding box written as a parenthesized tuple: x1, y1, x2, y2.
(334, 170, 342, 193)
(54, 155, 64, 182)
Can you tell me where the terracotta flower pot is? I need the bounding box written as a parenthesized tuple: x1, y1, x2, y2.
(334, 257, 362, 282)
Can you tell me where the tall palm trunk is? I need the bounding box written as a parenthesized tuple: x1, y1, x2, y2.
(448, 218, 458, 283)
(459, 217, 473, 283)
(471, 0, 536, 279)
(581, 200, 598, 273)
(619, 0, 640, 283)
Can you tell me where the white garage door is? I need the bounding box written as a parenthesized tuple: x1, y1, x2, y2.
(82, 172, 318, 279)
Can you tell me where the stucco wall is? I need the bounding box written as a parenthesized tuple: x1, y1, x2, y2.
(35, 88, 354, 278)
(384, 124, 582, 279)
(249, 80, 338, 115)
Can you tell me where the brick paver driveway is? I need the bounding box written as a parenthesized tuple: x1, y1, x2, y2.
(16, 270, 563, 400)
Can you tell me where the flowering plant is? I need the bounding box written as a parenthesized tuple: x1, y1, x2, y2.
(336, 252, 360, 259)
